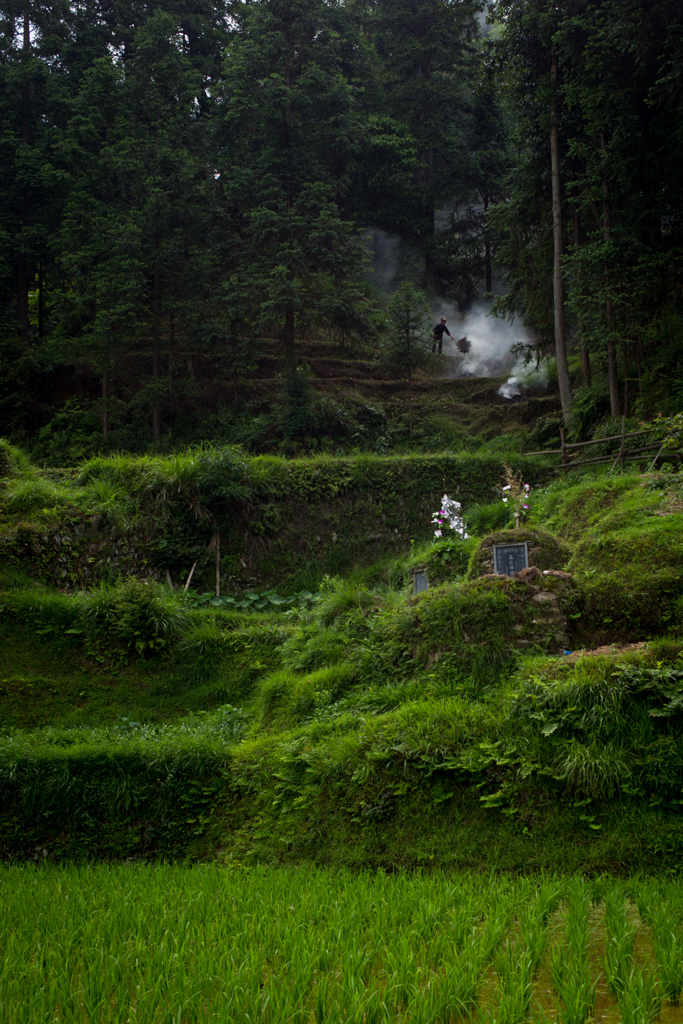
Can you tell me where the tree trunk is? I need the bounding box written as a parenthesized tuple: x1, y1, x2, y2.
(634, 333, 642, 395)
(607, 339, 619, 418)
(38, 260, 43, 340)
(422, 144, 436, 294)
(18, 6, 31, 351)
(283, 300, 296, 374)
(168, 307, 175, 395)
(483, 194, 492, 293)
(152, 226, 161, 443)
(425, 250, 436, 295)
(601, 136, 620, 418)
(17, 258, 30, 351)
(549, 49, 572, 420)
(408, 364, 413, 436)
(573, 207, 590, 386)
(622, 342, 628, 420)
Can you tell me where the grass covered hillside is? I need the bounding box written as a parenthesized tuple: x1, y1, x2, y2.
(2, 442, 683, 870)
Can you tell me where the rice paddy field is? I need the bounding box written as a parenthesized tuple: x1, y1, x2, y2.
(3, 866, 683, 1024)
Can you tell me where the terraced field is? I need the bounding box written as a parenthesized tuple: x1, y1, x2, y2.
(3, 866, 683, 1023)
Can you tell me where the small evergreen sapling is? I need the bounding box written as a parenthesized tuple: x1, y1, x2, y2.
(380, 284, 433, 435)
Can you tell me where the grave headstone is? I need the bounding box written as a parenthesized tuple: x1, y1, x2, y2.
(411, 568, 428, 594)
(493, 542, 528, 576)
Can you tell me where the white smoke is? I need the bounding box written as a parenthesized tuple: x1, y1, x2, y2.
(498, 360, 549, 398)
(365, 233, 545, 397)
(434, 299, 531, 380)
(366, 229, 400, 292)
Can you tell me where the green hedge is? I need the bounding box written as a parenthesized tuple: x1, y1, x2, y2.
(1, 449, 543, 591)
(3, 645, 683, 865)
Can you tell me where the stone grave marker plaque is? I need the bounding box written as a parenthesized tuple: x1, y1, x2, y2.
(411, 568, 428, 594)
(493, 542, 528, 577)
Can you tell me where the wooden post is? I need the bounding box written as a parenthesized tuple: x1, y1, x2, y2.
(620, 414, 626, 471)
(559, 426, 567, 474)
(213, 531, 221, 597)
(183, 561, 197, 592)
(648, 443, 665, 472)
(609, 415, 627, 475)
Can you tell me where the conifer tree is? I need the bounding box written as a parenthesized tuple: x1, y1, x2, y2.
(370, 0, 482, 293)
(216, 0, 370, 373)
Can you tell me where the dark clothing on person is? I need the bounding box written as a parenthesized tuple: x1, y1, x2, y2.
(432, 322, 452, 354)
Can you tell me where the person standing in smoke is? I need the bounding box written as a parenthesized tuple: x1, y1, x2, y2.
(432, 317, 452, 354)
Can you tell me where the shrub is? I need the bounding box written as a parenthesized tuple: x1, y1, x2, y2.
(0, 439, 30, 478)
(3, 477, 68, 514)
(317, 579, 376, 627)
(253, 664, 359, 729)
(282, 370, 316, 439)
(1, 589, 81, 633)
(79, 578, 188, 656)
(465, 500, 508, 537)
(422, 537, 475, 586)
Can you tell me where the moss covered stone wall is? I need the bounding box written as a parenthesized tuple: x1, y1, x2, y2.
(1, 451, 542, 592)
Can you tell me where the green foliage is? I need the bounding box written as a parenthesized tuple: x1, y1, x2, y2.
(78, 579, 188, 657)
(491, 0, 683, 385)
(0, 589, 81, 634)
(0, 867, 654, 1021)
(7, 449, 683, 871)
(78, 445, 251, 519)
(192, 589, 319, 613)
(3, 476, 70, 514)
(522, 473, 683, 636)
(0, 439, 29, 478)
(465, 499, 509, 537)
(176, 617, 225, 665)
(507, 654, 683, 801)
(380, 285, 433, 373)
(421, 536, 475, 585)
(253, 663, 359, 730)
(317, 578, 376, 628)
(282, 369, 315, 439)
(1, 444, 546, 592)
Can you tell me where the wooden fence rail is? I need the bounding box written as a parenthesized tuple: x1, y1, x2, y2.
(522, 418, 677, 475)
(524, 428, 651, 458)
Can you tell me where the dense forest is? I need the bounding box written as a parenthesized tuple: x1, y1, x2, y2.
(1, 0, 682, 453)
